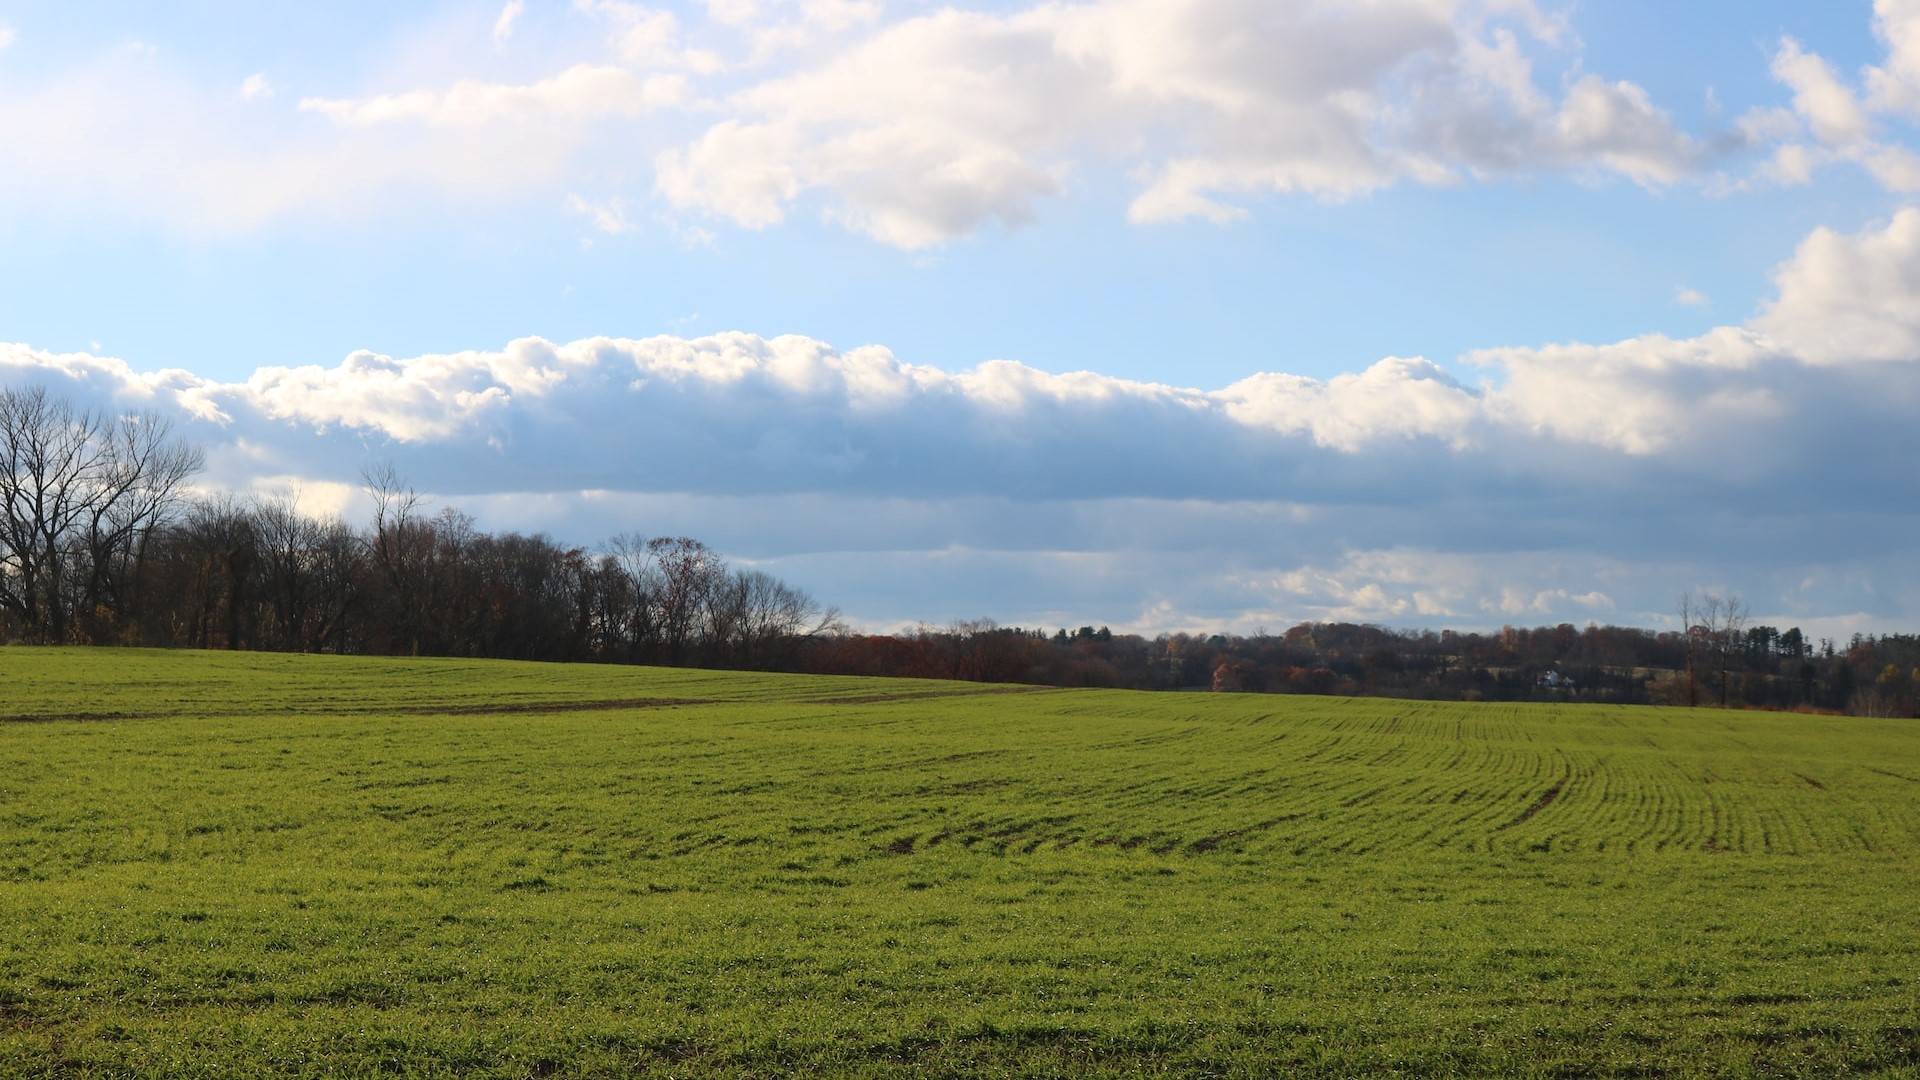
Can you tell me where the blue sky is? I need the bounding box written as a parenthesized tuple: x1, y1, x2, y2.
(3, 0, 1919, 637)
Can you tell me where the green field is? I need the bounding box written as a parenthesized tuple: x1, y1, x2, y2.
(1, 649, 1917, 1077)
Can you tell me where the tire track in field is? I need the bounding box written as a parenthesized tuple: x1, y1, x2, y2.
(0, 697, 713, 724)
(810, 686, 1056, 706)
(416, 697, 712, 715)
(0, 709, 165, 724)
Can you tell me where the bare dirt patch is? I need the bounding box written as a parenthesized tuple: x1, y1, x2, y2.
(1500, 774, 1569, 829)
(1188, 816, 1298, 854)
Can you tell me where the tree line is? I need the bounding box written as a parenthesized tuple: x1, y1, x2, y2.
(801, 616, 1918, 717)
(0, 387, 835, 665)
(3, 386, 1915, 717)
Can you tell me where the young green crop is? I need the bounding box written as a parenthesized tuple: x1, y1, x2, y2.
(1, 648, 1916, 1077)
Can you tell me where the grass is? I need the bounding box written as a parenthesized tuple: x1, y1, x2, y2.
(1, 647, 1917, 1077)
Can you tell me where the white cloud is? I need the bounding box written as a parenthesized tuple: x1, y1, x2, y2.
(577, 0, 678, 61)
(1470, 327, 1776, 455)
(1755, 207, 1920, 363)
(1867, 0, 1920, 115)
(1761, 142, 1821, 187)
(300, 64, 687, 127)
(1860, 142, 1920, 190)
(697, 0, 886, 62)
(1549, 76, 1697, 185)
(0, 5, 708, 233)
(576, 0, 725, 73)
(1217, 358, 1481, 452)
(567, 193, 642, 234)
(494, 1, 527, 47)
(655, 120, 805, 230)
(1772, 37, 1870, 146)
(1674, 287, 1710, 307)
(0, 24, 16, 50)
(1738, 106, 1802, 145)
(0, 45, 662, 232)
(1746, 10, 1920, 193)
(657, 5, 1098, 246)
(1226, 550, 1629, 627)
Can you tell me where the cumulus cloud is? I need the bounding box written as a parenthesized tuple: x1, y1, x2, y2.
(1772, 38, 1871, 146)
(1471, 327, 1780, 456)
(1754, 207, 1920, 363)
(1548, 76, 1697, 184)
(657, 0, 1706, 246)
(1867, 0, 1920, 115)
(1217, 358, 1482, 452)
(1744, 4, 1920, 192)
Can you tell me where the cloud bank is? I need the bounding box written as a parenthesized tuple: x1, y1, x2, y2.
(3, 212, 1918, 634)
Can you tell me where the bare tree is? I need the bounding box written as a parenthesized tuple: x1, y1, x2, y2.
(361, 463, 436, 654)
(0, 388, 202, 642)
(1679, 590, 1750, 708)
(251, 488, 366, 652)
(719, 568, 838, 667)
(308, 516, 366, 653)
(1677, 592, 1701, 707)
(172, 495, 259, 649)
(646, 536, 724, 664)
(594, 533, 660, 661)
(460, 529, 587, 660)
(2, 399, 836, 670)
(0, 389, 103, 641)
(1705, 593, 1750, 708)
(78, 409, 204, 639)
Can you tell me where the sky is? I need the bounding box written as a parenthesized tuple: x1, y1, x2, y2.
(1, 0, 1918, 639)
